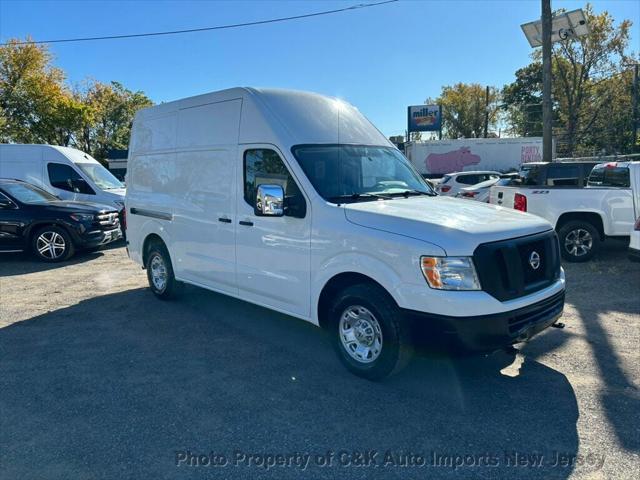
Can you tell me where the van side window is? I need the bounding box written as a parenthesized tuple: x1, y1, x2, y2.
(244, 149, 306, 218)
(47, 163, 95, 195)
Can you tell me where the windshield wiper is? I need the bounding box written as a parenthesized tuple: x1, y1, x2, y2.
(329, 192, 393, 203)
(392, 189, 437, 198)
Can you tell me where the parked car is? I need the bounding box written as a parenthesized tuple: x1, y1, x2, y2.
(0, 179, 122, 262)
(456, 174, 519, 203)
(629, 216, 640, 262)
(518, 161, 599, 187)
(435, 171, 500, 196)
(126, 87, 565, 380)
(490, 161, 640, 262)
(0, 144, 126, 212)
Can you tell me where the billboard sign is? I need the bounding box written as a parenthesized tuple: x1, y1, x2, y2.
(408, 104, 442, 132)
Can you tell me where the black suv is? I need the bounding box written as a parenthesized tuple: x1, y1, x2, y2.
(0, 179, 122, 262)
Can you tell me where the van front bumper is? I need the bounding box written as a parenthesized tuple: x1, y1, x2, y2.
(403, 289, 565, 352)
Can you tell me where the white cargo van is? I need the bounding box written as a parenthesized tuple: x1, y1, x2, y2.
(0, 144, 125, 211)
(126, 88, 566, 380)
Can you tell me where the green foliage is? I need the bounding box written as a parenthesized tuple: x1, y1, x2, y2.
(502, 4, 637, 155)
(428, 83, 500, 139)
(74, 80, 153, 161)
(0, 38, 152, 161)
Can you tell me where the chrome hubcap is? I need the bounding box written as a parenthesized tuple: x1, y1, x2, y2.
(339, 305, 383, 364)
(36, 231, 66, 259)
(564, 229, 593, 257)
(150, 254, 168, 291)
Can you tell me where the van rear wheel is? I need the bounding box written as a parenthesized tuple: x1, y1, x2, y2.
(329, 283, 412, 380)
(145, 243, 180, 299)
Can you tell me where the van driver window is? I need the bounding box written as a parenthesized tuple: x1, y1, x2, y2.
(47, 163, 95, 194)
(243, 149, 306, 218)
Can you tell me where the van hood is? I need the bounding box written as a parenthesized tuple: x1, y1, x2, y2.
(343, 196, 552, 256)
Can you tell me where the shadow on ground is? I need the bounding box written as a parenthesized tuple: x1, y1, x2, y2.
(532, 239, 640, 454)
(0, 239, 125, 277)
(1, 283, 579, 479)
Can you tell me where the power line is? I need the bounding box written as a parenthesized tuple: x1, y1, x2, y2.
(2, 0, 398, 46)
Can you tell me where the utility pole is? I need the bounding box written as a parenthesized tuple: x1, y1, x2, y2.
(541, 0, 553, 162)
(633, 64, 639, 152)
(484, 85, 490, 138)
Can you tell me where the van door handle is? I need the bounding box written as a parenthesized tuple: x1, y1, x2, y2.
(218, 217, 232, 223)
(239, 220, 253, 227)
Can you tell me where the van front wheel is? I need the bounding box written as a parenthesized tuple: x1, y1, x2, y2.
(145, 243, 180, 299)
(329, 284, 412, 380)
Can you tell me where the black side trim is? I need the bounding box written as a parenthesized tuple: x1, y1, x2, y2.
(129, 208, 172, 221)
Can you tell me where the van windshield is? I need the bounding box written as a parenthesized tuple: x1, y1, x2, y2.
(291, 145, 434, 202)
(76, 163, 124, 190)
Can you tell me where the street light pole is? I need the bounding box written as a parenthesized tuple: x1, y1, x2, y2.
(633, 64, 639, 152)
(542, 0, 553, 162)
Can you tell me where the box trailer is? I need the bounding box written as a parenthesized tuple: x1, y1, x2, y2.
(405, 138, 551, 176)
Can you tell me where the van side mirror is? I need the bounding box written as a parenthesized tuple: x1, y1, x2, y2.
(254, 184, 284, 217)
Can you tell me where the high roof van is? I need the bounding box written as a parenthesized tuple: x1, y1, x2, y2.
(0, 144, 125, 211)
(126, 88, 566, 380)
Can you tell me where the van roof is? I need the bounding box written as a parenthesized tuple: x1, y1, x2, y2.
(0, 144, 101, 164)
(133, 87, 392, 149)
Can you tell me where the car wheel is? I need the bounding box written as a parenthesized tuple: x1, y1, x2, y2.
(32, 226, 74, 262)
(558, 221, 600, 262)
(329, 283, 412, 380)
(145, 242, 180, 299)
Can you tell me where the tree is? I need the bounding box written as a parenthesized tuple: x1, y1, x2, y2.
(429, 83, 500, 139)
(0, 38, 86, 145)
(503, 4, 635, 155)
(74, 81, 153, 161)
(550, 5, 633, 156)
(502, 62, 544, 137)
(0, 38, 152, 161)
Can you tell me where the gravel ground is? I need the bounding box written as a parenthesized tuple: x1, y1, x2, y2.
(1, 240, 638, 479)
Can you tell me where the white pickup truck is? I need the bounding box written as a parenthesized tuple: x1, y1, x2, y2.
(490, 162, 640, 262)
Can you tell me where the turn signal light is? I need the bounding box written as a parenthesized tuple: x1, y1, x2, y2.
(514, 193, 527, 212)
(440, 185, 451, 193)
(421, 257, 442, 288)
(635, 216, 640, 231)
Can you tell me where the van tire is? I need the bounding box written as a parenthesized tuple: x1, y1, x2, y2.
(145, 242, 180, 299)
(31, 225, 75, 262)
(328, 283, 412, 380)
(558, 220, 600, 262)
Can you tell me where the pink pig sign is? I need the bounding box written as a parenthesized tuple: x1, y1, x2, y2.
(425, 147, 481, 174)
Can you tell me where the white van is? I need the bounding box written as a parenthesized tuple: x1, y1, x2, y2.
(126, 88, 566, 380)
(0, 144, 125, 211)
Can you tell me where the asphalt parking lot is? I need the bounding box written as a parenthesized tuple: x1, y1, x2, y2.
(1, 240, 638, 479)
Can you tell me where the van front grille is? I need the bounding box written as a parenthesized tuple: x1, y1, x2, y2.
(473, 230, 561, 301)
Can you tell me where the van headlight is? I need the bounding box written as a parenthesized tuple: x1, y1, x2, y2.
(420, 256, 481, 291)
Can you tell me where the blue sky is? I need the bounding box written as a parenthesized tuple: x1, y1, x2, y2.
(1, 0, 638, 136)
